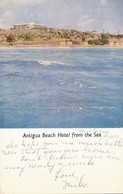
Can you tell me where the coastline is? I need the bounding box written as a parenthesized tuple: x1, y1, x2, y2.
(0, 45, 123, 49)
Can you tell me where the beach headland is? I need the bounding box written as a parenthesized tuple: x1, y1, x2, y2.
(0, 27, 123, 48)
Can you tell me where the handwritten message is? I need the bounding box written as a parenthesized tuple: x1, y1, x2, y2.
(0, 128, 123, 194)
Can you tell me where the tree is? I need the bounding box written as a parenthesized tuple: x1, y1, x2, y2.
(101, 39, 109, 45)
(82, 37, 86, 42)
(6, 34, 16, 45)
(88, 39, 109, 45)
(24, 33, 34, 41)
(72, 40, 81, 45)
(24, 33, 34, 44)
(101, 33, 109, 39)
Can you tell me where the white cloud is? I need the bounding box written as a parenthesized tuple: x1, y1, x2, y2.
(77, 15, 95, 27)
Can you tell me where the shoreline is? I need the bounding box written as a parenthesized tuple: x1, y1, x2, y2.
(0, 45, 123, 49)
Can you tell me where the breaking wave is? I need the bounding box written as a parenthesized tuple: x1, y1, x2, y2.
(37, 60, 65, 66)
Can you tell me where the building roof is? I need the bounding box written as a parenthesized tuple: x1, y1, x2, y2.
(13, 23, 44, 26)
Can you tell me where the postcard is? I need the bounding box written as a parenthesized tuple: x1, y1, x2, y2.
(0, 0, 123, 193)
(0, 128, 123, 194)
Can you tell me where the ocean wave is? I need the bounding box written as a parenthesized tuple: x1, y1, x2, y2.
(89, 86, 97, 89)
(91, 106, 115, 110)
(0, 72, 20, 77)
(37, 60, 65, 66)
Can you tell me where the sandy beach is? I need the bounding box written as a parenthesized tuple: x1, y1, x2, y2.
(0, 45, 123, 49)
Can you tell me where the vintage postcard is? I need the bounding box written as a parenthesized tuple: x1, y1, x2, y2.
(0, 0, 123, 193)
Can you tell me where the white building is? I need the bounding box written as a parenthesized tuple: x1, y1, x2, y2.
(12, 23, 44, 30)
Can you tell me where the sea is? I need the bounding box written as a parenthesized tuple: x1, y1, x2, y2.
(0, 48, 123, 128)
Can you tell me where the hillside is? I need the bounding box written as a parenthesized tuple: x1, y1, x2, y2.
(0, 26, 123, 47)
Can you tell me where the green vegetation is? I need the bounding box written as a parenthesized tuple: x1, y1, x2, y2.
(88, 33, 110, 45)
(6, 34, 16, 44)
(101, 33, 109, 39)
(24, 33, 34, 41)
(88, 38, 109, 45)
(82, 36, 86, 42)
(108, 34, 123, 39)
(116, 34, 123, 39)
(1, 26, 122, 46)
(101, 39, 109, 44)
(72, 40, 81, 45)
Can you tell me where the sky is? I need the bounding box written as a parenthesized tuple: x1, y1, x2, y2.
(0, 0, 123, 34)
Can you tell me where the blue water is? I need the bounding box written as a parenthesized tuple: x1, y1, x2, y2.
(0, 48, 123, 128)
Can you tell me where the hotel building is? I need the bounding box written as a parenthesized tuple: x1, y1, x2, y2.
(12, 23, 44, 30)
